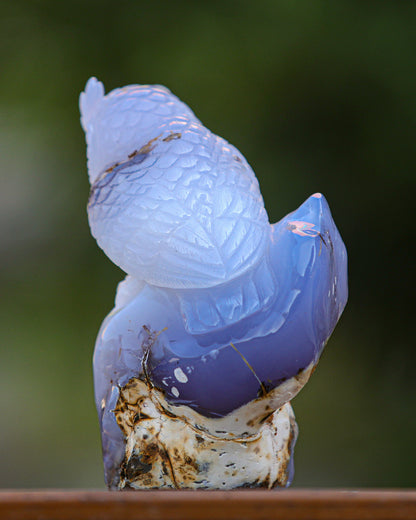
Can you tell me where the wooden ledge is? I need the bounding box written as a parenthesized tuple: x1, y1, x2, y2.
(1, 489, 416, 520)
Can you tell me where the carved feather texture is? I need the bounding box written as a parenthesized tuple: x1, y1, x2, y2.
(82, 78, 269, 289)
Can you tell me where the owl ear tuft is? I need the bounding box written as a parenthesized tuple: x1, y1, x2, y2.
(80, 77, 105, 131)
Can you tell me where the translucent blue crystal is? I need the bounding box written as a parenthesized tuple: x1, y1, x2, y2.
(81, 78, 348, 488)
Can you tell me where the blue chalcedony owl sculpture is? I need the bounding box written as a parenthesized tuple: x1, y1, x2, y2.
(81, 78, 347, 490)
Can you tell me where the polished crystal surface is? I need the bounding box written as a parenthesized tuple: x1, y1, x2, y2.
(80, 78, 348, 489)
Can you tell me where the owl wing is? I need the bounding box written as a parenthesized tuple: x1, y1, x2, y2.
(88, 121, 270, 289)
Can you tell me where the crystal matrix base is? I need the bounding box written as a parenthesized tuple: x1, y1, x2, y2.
(113, 376, 300, 490)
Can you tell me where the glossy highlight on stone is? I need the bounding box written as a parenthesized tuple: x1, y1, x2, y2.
(80, 78, 348, 489)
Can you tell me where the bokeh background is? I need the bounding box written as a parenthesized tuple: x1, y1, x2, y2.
(1, 1, 415, 488)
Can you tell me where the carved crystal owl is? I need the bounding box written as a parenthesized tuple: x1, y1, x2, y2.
(80, 78, 348, 489)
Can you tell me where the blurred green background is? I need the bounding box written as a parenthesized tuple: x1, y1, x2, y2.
(1, 0, 415, 488)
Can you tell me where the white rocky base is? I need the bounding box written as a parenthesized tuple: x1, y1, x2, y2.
(113, 375, 303, 489)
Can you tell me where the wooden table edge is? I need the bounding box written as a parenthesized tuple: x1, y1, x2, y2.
(1, 489, 416, 520)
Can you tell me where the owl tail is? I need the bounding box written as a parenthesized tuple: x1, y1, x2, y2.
(80, 77, 105, 132)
